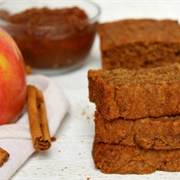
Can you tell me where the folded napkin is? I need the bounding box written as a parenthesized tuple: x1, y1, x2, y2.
(0, 75, 70, 179)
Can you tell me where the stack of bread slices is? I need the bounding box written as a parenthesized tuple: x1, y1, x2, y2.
(88, 18, 180, 174)
(88, 64, 180, 174)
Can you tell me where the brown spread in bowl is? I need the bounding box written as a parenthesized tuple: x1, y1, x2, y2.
(0, 4, 99, 71)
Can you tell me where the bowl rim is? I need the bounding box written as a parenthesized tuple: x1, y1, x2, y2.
(0, 0, 101, 29)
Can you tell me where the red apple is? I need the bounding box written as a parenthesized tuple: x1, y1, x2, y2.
(0, 28, 26, 125)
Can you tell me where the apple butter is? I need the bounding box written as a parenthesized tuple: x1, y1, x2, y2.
(1, 7, 97, 69)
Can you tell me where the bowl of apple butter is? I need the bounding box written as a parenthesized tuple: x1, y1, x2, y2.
(0, 0, 101, 75)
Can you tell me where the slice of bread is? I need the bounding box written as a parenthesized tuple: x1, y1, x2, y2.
(93, 142, 180, 174)
(88, 63, 180, 120)
(94, 111, 180, 150)
(98, 19, 180, 70)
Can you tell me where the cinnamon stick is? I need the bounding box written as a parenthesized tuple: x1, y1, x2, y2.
(0, 147, 9, 167)
(26, 85, 51, 152)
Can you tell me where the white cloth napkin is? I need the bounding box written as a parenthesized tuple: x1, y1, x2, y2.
(0, 75, 70, 180)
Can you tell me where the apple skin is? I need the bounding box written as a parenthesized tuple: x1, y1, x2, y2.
(0, 28, 26, 125)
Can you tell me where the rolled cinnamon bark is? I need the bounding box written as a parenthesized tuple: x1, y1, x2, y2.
(0, 147, 9, 167)
(26, 85, 51, 152)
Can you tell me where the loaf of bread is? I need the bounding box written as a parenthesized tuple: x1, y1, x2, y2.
(88, 63, 180, 120)
(94, 111, 180, 150)
(93, 142, 180, 174)
(98, 19, 180, 70)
